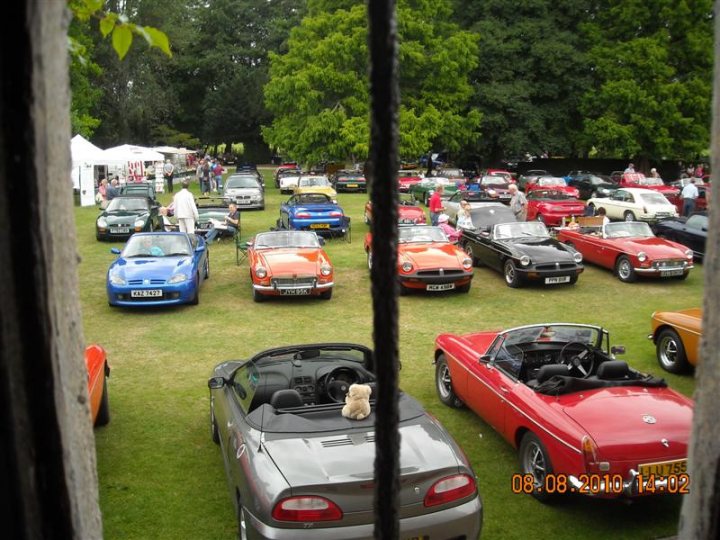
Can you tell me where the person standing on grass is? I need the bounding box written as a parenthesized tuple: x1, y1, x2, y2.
(213, 159, 225, 192)
(173, 180, 199, 233)
(163, 159, 175, 193)
(428, 184, 445, 226)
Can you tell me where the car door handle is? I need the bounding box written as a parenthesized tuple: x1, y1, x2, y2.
(500, 386, 509, 393)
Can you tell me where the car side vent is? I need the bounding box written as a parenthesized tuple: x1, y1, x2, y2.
(294, 376, 312, 384)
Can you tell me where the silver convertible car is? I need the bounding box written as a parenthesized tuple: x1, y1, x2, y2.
(208, 343, 482, 539)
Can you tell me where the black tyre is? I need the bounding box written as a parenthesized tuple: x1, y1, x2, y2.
(456, 282, 471, 293)
(656, 328, 691, 373)
(210, 408, 220, 445)
(252, 287, 265, 303)
(568, 274, 578, 285)
(615, 255, 637, 283)
(95, 372, 110, 427)
(435, 355, 463, 408)
(190, 274, 200, 305)
(675, 271, 690, 281)
(519, 432, 555, 502)
(320, 288, 333, 300)
(398, 283, 410, 296)
(504, 259, 522, 288)
(204, 255, 210, 280)
(623, 210, 636, 222)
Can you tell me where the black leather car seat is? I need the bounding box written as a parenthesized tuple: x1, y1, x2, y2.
(596, 360, 630, 380)
(536, 364, 570, 384)
(269, 389, 304, 409)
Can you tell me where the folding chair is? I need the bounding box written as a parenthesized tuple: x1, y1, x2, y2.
(234, 212, 248, 265)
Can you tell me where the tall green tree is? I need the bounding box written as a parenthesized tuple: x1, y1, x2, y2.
(579, 0, 713, 162)
(69, 16, 103, 138)
(263, 0, 481, 165)
(452, 0, 591, 163)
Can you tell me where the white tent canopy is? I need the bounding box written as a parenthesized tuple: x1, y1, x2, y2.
(103, 144, 164, 163)
(71, 134, 106, 168)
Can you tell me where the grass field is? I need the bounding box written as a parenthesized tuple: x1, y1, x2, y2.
(80, 168, 700, 539)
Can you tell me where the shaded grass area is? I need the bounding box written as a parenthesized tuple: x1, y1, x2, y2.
(80, 169, 700, 539)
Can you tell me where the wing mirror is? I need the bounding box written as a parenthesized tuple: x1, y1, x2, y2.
(208, 376, 226, 390)
(479, 354, 492, 363)
(611, 345, 626, 356)
(110, 248, 121, 255)
(318, 237, 326, 246)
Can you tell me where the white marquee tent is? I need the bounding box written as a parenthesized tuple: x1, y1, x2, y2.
(70, 134, 107, 206)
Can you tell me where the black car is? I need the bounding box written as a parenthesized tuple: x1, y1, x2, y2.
(653, 211, 707, 260)
(461, 206, 584, 288)
(330, 170, 367, 192)
(567, 174, 619, 200)
(96, 196, 161, 241)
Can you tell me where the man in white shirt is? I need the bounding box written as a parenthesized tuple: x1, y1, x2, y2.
(680, 179, 699, 216)
(173, 180, 199, 233)
(624, 163, 635, 174)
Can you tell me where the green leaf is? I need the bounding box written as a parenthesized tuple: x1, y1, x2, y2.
(112, 25, 133, 60)
(99, 14, 116, 38)
(142, 26, 172, 57)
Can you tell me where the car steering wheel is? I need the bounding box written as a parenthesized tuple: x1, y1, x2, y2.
(559, 342, 595, 378)
(324, 367, 359, 403)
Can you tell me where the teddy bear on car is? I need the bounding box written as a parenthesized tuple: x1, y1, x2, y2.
(341, 383, 372, 420)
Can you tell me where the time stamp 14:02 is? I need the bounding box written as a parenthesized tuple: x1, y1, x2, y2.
(511, 473, 691, 495)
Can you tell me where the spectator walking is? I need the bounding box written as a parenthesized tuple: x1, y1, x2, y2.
(201, 159, 211, 195)
(163, 159, 175, 193)
(213, 160, 225, 192)
(106, 178, 120, 201)
(428, 184, 445, 226)
(680, 178, 699, 216)
(173, 180, 199, 233)
(508, 184, 527, 221)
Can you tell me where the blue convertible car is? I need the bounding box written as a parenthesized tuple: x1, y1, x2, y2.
(106, 232, 209, 307)
(277, 193, 349, 237)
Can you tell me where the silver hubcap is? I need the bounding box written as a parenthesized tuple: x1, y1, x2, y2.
(523, 441, 547, 488)
(505, 263, 515, 283)
(625, 213, 634, 221)
(659, 336, 679, 367)
(618, 260, 631, 279)
(438, 363, 451, 398)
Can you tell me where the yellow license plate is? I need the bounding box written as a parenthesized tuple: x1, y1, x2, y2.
(347, 184, 358, 188)
(310, 223, 330, 229)
(638, 459, 687, 476)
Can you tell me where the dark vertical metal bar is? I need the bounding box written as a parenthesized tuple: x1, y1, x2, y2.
(367, 0, 400, 537)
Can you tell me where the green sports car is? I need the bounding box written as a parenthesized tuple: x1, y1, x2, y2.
(408, 179, 460, 206)
(96, 196, 161, 241)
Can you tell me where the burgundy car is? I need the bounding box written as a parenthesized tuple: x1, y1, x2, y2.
(526, 189, 587, 226)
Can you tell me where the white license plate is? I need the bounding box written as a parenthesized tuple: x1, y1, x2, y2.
(112, 227, 130, 233)
(131, 289, 162, 298)
(237, 199, 251, 204)
(545, 276, 571, 284)
(661, 269, 684, 277)
(279, 288, 311, 296)
(427, 283, 455, 291)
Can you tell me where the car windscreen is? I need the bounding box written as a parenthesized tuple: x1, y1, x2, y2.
(123, 234, 191, 257)
(398, 226, 448, 243)
(528, 190, 572, 200)
(536, 177, 565, 186)
(226, 176, 260, 189)
(604, 222, 654, 238)
(254, 231, 320, 249)
(502, 324, 602, 348)
(479, 176, 508, 187)
(106, 198, 149, 212)
(638, 177, 664, 186)
(299, 177, 330, 187)
(494, 221, 550, 239)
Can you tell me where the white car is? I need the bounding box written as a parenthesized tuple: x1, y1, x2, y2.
(587, 187, 678, 222)
(278, 172, 303, 194)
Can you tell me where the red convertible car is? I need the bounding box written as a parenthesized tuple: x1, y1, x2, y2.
(557, 221, 694, 282)
(618, 173, 679, 198)
(85, 344, 110, 426)
(363, 200, 427, 225)
(364, 225, 473, 294)
(397, 170, 424, 192)
(524, 176, 580, 199)
(435, 323, 693, 501)
(525, 189, 587, 226)
(248, 230, 334, 302)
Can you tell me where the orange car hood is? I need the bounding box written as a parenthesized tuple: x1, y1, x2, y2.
(257, 248, 327, 274)
(399, 242, 464, 267)
(657, 308, 702, 331)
